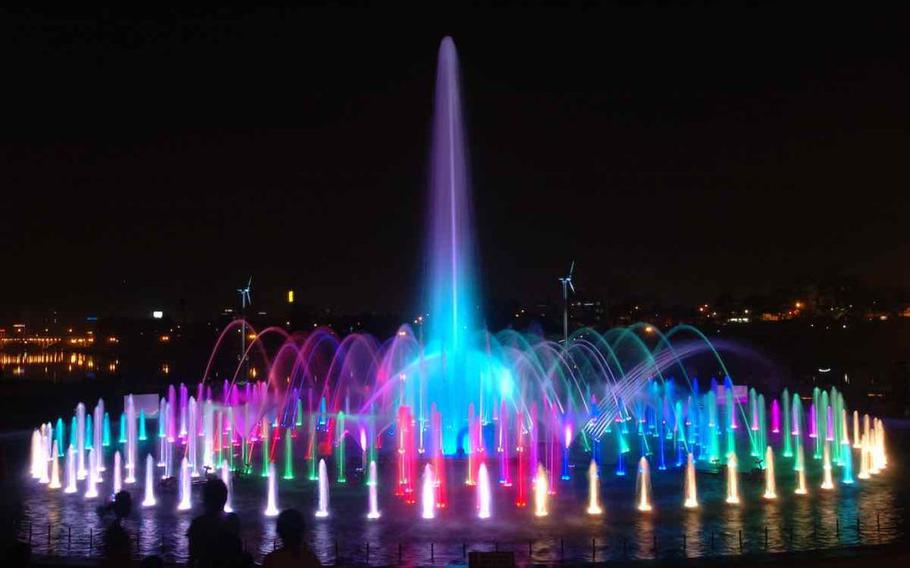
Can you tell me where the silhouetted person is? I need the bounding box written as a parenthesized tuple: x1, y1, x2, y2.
(100, 490, 136, 568)
(187, 478, 247, 568)
(263, 509, 322, 568)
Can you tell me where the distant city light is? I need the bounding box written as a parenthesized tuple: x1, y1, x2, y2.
(152, 310, 164, 319)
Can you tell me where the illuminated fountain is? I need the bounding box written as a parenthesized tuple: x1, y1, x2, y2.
(820, 441, 835, 490)
(795, 443, 808, 495)
(221, 461, 234, 513)
(63, 445, 77, 494)
(264, 463, 279, 517)
(142, 455, 156, 507)
(534, 465, 549, 517)
(636, 457, 652, 512)
(17, 36, 899, 564)
(421, 464, 436, 520)
(763, 446, 777, 499)
(177, 457, 191, 511)
(725, 453, 740, 505)
(315, 459, 329, 518)
(586, 460, 603, 515)
(84, 448, 98, 499)
(477, 462, 492, 519)
(48, 441, 61, 490)
(113, 451, 122, 495)
(367, 460, 381, 520)
(683, 452, 698, 508)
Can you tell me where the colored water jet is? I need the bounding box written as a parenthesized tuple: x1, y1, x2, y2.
(64, 445, 77, 494)
(821, 441, 835, 490)
(142, 455, 156, 507)
(113, 451, 122, 495)
(264, 462, 279, 517)
(421, 464, 436, 519)
(367, 460, 381, 520)
(763, 446, 777, 499)
(534, 464, 549, 517)
(315, 459, 330, 518)
(725, 453, 740, 504)
(221, 461, 233, 513)
(636, 457, 652, 512)
(48, 441, 61, 489)
(684, 452, 698, 508)
(178, 457, 192, 511)
(477, 462, 492, 519)
(586, 459, 603, 515)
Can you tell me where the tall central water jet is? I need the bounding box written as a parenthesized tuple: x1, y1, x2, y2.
(426, 36, 477, 359)
(420, 37, 494, 455)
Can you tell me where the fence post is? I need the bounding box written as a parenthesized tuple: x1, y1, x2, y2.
(431, 542, 434, 563)
(683, 533, 687, 553)
(592, 538, 596, 562)
(334, 540, 339, 564)
(559, 538, 564, 561)
(366, 541, 370, 563)
(89, 528, 93, 553)
(836, 518, 840, 537)
(462, 543, 466, 559)
(68, 526, 72, 554)
(710, 530, 715, 551)
(738, 529, 743, 552)
(48, 523, 51, 548)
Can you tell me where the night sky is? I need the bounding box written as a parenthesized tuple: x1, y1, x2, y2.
(2, 6, 908, 321)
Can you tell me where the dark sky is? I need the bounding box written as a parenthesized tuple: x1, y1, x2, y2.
(2, 6, 908, 321)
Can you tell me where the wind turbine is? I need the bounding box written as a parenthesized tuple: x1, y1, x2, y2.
(238, 276, 252, 310)
(558, 261, 575, 346)
(237, 277, 252, 381)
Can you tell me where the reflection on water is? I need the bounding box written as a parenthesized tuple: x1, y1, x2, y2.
(9, 439, 906, 566)
(0, 351, 119, 379)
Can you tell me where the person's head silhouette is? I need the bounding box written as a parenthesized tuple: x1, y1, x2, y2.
(202, 478, 228, 515)
(276, 509, 304, 547)
(111, 491, 132, 520)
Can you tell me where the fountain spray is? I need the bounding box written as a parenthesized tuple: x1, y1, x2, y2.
(725, 453, 740, 504)
(315, 459, 330, 518)
(586, 459, 603, 515)
(367, 460, 381, 519)
(684, 452, 698, 508)
(477, 462, 492, 519)
(264, 462, 279, 517)
(763, 446, 777, 499)
(142, 455, 156, 507)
